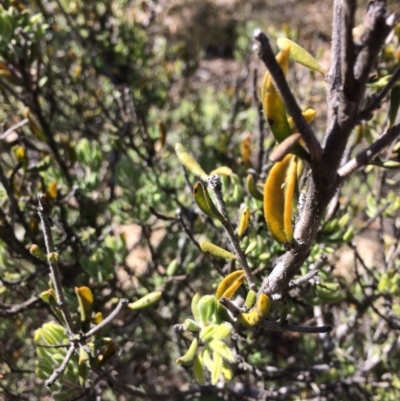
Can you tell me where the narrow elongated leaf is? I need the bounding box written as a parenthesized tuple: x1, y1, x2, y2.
(209, 340, 235, 363)
(215, 270, 245, 300)
(262, 46, 292, 143)
(287, 108, 316, 133)
(246, 174, 264, 201)
(221, 360, 233, 381)
(213, 323, 232, 340)
(128, 291, 162, 311)
(197, 295, 216, 324)
(264, 155, 293, 244)
(193, 182, 223, 220)
(75, 286, 94, 324)
(175, 143, 208, 180)
(211, 351, 223, 385)
(240, 132, 253, 167)
(193, 353, 205, 385)
(176, 338, 198, 366)
(277, 37, 325, 74)
(200, 240, 236, 260)
(209, 166, 233, 176)
(283, 156, 298, 243)
(269, 133, 302, 162)
(237, 206, 250, 237)
(191, 293, 201, 322)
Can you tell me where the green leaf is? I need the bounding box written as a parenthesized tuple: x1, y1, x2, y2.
(176, 338, 198, 366)
(246, 174, 264, 201)
(175, 143, 209, 180)
(128, 291, 162, 311)
(277, 37, 325, 74)
(202, 347, 213, 373)
(200, 241, 236, 260)
(193, 182, 223, 221)
(200, 324, 218, 342)
(197, 295, 216, 324)
(211, 351, 223, 385)
(209, 340, 235, 363)
(212, 323, 232, 340)
(221, 360, 233, 381)
(193, 353, 205, 385)
(191, 293, 201, 322)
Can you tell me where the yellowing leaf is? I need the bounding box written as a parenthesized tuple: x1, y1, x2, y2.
(287, 108, 316, 133)
(155, 120, 167, 152)
(23, 107, 47, 141)
(193, 182, 223, 221)
(240, 132, 252, 167)
(200, 240, 236, 260)
(128, 291, 162, 311)
(175, 143, 208, 180)
(262, 46, 292, 143)
(209, 166, 233, 176)
(264, 155, 292, 244)
(46, 181, 58, 199)
(277, 37, 325, 75)
(283, 156, 298, 243)
(215, 270, 246, 300)
(75, 286, 94, 324)
(237, 207, 250, 238)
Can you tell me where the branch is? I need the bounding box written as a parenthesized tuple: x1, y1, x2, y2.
(0, 296, 41, 316)
(358, 63, 400, 121)
(208, 175, 257, 291)
(81, 298, 129, 339)
(259, 320, 332, 334)
(252, 68, 266, 173)
(338, 122, 400, 179)
(0, 118, 29, 140)
(342, 0, 358, 101)
(45, 343, 76, 387)
(252, 29, 323, 163)
(37, 193, 75, 337)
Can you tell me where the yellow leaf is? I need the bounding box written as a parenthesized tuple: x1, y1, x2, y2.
(277, 37, 325, 75)
(264, 155, 293, 244)
(215, 270, 245, 300)
(209, 166, 233, 176)
(200, 240, 236, 260)
(284, 157, 298, 243)
(240, 132, 252, 167)
(175, 143, 208, 180)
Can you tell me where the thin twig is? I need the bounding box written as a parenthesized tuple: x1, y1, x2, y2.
(45, 343, 76, 387)
(207, 175, 257, 291)
(358, 63, 400, 121)
(82, 298, 129, 339)
(252, 29, 323, 163)
(259, 320, 332, 334)
(0, 118, 29, 140)
(252, 68, 266, 173)
(288, 269, 319, 289)
(337, 123, 400, 179)
(37, 193, 75, 337)
(0, 296, 41, 316)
